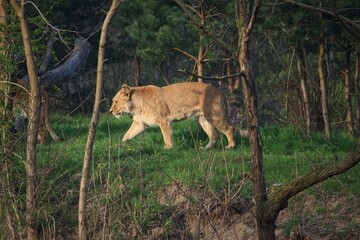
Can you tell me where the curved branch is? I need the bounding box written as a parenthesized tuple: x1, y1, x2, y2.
(328, 0, 360, 42)
(284, 0, 360, 32)
(270, 145, 360, 208)
(245, 0, 262, 37)
(172, 47, 197, 61)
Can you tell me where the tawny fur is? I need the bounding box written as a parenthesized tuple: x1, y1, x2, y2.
(110, 82, 235, 149)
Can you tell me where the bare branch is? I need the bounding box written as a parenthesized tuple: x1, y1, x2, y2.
(328, 0, 360, 42)
(245, 0, 262, 37)
(178, 68, 245, 81)
(24, 1, 78, 48)
(172, 47, 197, 61)
(284, 0, 360, 33)
(270, 144, 360, 207)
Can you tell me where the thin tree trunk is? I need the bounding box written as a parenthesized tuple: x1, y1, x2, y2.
(10, 1, 40, 239)
(0, 0, 13, 159)
(344, 46, 354, 135)
(197, 54, 204, 82)
(174, 0, 209, 83)
(296, 46, 311, 137)
(235, 0, 270, 239)
(318, 15, 331, 139)
(354, 50, 359, 135)
(234, 63, 242, 90)
(261, 145, 360, 239)
(227, 58, 234, 91)
(197, 9, 205, 82)
(0, 1, 17, 238)
(134, 55, 141, 86)
(159, 60, 171, 85)
(78, 1, 123, 239)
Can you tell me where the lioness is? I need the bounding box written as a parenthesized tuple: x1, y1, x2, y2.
(13, 80, 61, 144)
(110, 82, 235, 149)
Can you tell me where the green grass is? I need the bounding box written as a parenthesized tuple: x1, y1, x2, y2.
(5, 113, 360, 238)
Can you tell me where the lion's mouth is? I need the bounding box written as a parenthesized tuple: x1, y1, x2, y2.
(111, 110, 124, 118)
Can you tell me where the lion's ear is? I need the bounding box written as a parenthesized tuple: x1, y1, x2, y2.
(121, 85, 132, 100)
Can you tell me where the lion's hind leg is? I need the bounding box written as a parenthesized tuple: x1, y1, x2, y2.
(204, 113, 235, 149)
(198, 116, 219, 150)
(213, 120, 235, 149)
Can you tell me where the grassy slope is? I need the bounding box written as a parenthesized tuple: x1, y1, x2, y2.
(9, 113, 360, 238)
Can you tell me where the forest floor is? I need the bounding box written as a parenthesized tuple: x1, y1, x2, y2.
(11, 115, 359, 240)
(136, 183, 360, 240)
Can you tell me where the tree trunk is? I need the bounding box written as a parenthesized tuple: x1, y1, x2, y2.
(318, 17, 331, 139)
(296, 46, 311, 137)
(259, 145, 360, 239)
(134, 55, 142, 86)
(160, 60, 171, 85)
(78, 1, 123, 239)
(197, 7, 205, 83)
(227, 58, 234, 91)
(10, 1, 40, 239)
(197, 54, 204, 82)
(0, 1, 17, 238)
(354, 50, 359, 135)
(344, 46, 354, 135)
(0, 0, 13, 160)
(235, 0, 269, 238)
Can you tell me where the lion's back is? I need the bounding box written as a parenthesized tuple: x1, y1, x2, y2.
(131, 82, 228, 123)
(160, 82, 226, 120)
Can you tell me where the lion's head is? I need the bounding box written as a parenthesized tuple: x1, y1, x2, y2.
(110, 85, 133, 117)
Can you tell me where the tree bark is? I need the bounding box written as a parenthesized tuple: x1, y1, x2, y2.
(0, 0, 12, 156)
(226, 58, 234, 91)
(354, 50, 359, 135)
(159, 60, 171, 85)
(235, 0, 269, 239)
(0, 0, 13, 159)
(134, 55, 142, 86)
(296, 46, 311, 137)
(318, 11, 331, 139)
(260, 145, 360, 239)
(344, 46, 354, 135)
(10, 0, 40, 239)
(0, 1, 17, 238)
(197, 7, 205, 83)
(78, 1, 123, 239)
(174, 0, 213, 83)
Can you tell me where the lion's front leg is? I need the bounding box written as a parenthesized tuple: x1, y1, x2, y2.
(122, 121, 146, 142)
(157, 119, 173, 149)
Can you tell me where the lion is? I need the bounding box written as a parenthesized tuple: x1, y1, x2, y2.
(110, 82, 236, 149)
(13, 79, 61, 144)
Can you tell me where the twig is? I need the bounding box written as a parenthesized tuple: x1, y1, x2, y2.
(178, 68, 246, 81)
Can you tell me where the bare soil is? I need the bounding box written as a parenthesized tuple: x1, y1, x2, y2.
(141, 183, 360, 240)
